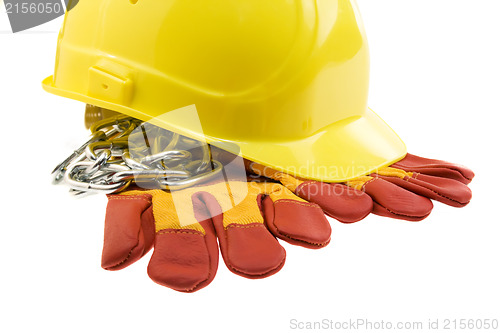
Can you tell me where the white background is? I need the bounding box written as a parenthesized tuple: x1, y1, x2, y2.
(1, 1, 499, 332)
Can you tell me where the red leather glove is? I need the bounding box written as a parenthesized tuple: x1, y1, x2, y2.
(101, 171, 331, 292)
(248, 153, 474, 222)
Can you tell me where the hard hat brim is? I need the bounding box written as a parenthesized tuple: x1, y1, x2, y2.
(235, 108, 407, 182)
(43, 76, 406, 183)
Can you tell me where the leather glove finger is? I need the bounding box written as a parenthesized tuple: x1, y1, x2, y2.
(194, 181, 331, 279)
(391, 153, 474, 184)
(347, 176, 433, 221)
(372, 167, 472, 207)
(101, 190, 220, 293)
(101, 194, 156, 270)
(247, 161, 373, 223)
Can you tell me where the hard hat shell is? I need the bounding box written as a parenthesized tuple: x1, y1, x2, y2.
(43, 0, 406, 182)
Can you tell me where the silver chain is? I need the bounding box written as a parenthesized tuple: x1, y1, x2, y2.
(52, 115, 222, 196)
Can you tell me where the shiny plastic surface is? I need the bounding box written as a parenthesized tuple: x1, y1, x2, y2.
(42, 0, 406, 182)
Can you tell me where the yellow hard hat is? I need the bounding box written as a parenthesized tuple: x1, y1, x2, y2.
(42, 0, 406, 182)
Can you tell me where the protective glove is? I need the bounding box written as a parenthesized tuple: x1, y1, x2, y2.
(247, 153, 473, 222)
(101, 166, 331, 292)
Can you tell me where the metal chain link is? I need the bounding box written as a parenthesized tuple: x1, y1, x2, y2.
(52, 115, 222, 195)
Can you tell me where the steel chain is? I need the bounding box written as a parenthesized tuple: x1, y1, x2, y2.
(52, 115, 222, 195)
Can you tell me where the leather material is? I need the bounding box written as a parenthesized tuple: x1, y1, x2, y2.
(343, 153, 474, 221)
(101, 195, 218, 292)
(195, 191, 286, 279)
(363, 178, 433, 221)
(148, 220, 219, 293)
(101, 194, 155, 270)
(221, 222, 286, 278)
(262, 197, 331, 248)
(375, 172, 472, 207)
(295, 181, 373, 223)
(392, 153, 475, 185)
(101, 179, 330, 292)
(246, 153, 472, 223)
